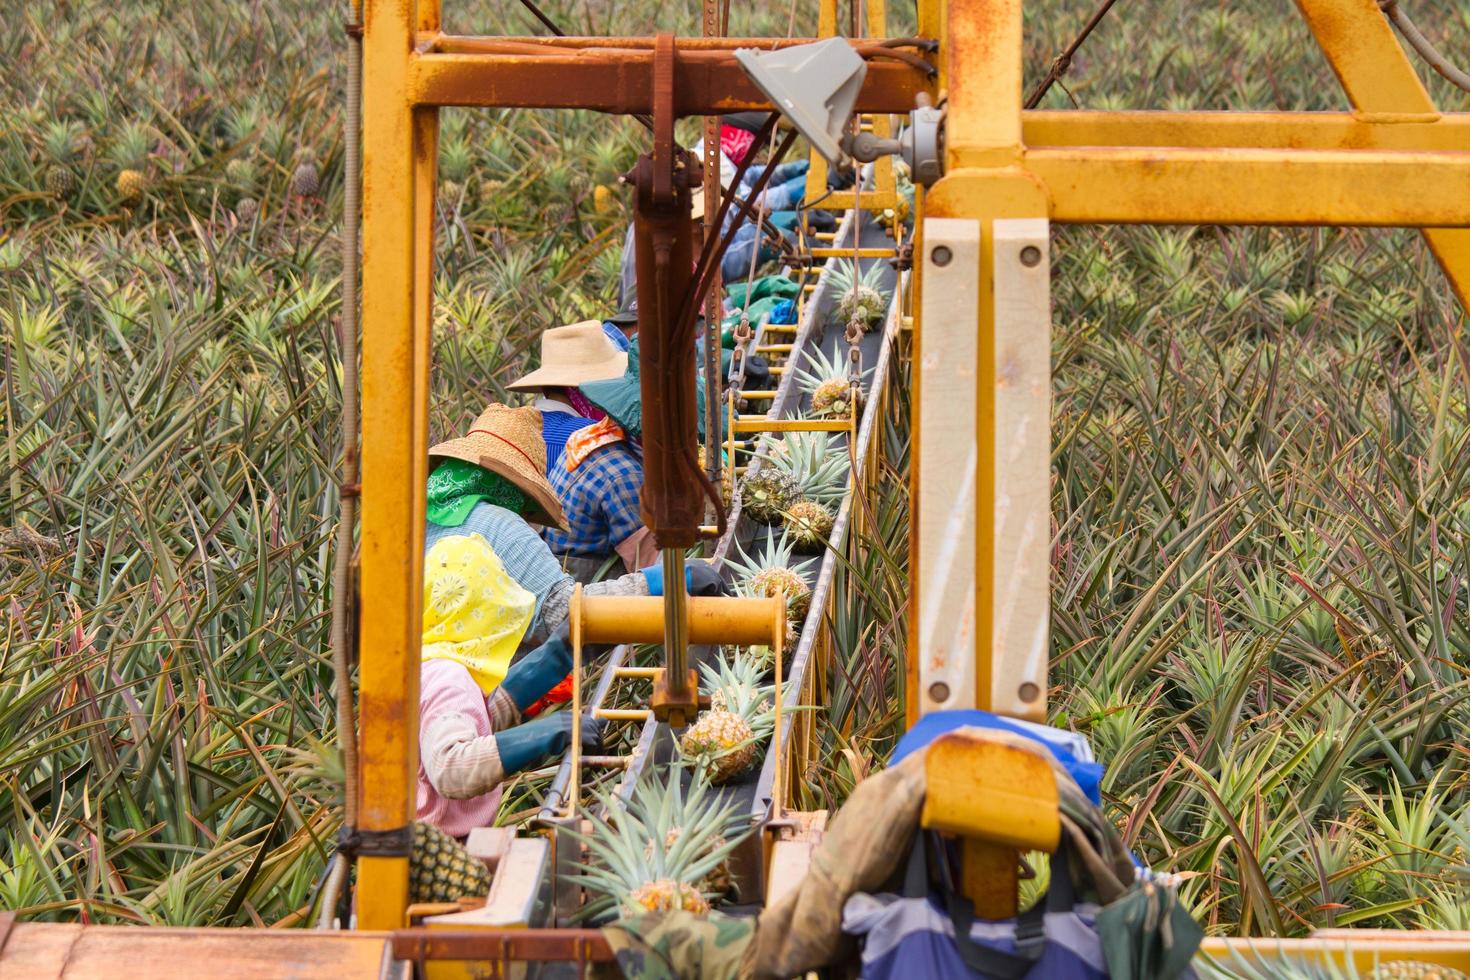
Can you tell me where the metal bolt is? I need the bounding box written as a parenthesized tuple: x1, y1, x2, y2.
(1020, 245, 1042, 268)
(928, 681, 950, 703)
(931, 245, 953, 267)
(1018, 681, 1040, 702)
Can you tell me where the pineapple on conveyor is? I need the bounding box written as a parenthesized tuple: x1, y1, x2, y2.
(783, 499, 836, 550)
(794, 345, 872, 421)
(568, 768, 749, 919)
(738, 465, 800, 524)
(727, 529, 816, 624)
(826, 258, 891, 332)
(765, 430, 849, 508)
(1368, 965, 1470, 980)
(409, 821, 491, 905)
(680, 654, 775, 785)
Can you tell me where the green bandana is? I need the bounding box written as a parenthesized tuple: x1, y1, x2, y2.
(426, 458, 529, 527)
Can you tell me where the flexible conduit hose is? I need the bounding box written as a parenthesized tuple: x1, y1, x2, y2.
(318, 2, 363, 929)
(1380, 0, 1470, 93)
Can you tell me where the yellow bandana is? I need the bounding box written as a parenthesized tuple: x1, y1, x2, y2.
(421, 534, 536, 695)
(564, 415, 627, 472)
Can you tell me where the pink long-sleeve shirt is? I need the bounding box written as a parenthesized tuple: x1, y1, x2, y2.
(417, 659, 520, 838)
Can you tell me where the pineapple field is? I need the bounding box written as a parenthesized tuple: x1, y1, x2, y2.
(5, 0, 1470, 961)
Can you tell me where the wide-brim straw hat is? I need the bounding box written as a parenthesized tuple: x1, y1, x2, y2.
(507, 320, 629, 392)
(579, 338, 710, 440)
(428, 404, 568, 529)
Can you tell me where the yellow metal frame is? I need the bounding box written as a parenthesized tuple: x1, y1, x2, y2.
(907, 0, 1470, 733)
(356, 0, 1470, 930)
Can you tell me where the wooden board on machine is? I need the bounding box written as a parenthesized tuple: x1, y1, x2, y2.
(0, 916, 403, 980)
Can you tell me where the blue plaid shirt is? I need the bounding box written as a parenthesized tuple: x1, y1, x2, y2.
(543, 442, 644, 559)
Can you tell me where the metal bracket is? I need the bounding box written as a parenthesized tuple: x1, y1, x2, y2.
(337, 824, 413, 858)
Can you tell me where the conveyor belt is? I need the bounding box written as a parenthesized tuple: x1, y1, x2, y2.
(535, 200, 907, 917)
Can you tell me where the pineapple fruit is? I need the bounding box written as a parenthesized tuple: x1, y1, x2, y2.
(568, 767, 748, 919)
(727, 530, 815, 623)
(115, 169, 146, 200)
(1369, 964, 1469, 980)
(680, 654, 775, 784)
(784, 500, 835, 550)
(826, 258, 890, 331)
(739, 466, 799, 524)
(795, 345, 870, 421)
(409, 821, 490, 905)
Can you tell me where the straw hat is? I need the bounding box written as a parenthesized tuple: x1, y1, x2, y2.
(507, 321, 628, 392)
(428, 404, 568, 529)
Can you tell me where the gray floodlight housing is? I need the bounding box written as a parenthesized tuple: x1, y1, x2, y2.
(733, 38, 868, 165)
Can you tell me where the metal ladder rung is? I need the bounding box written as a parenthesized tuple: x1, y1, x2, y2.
(612, 666, 661, 679)
(813, 231, 837, 241)
(757, 344, 794, 353)
(740, 390, 777, 399)
(762, 324, 798, 332)
(594, 708, 653, 722)
(733, 417, 853, 433)
(811, 247, 897, 259)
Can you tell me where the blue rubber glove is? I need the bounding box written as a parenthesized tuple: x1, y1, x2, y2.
(500, 620, 573, 713)
(494, 713, 605, 776)
(641, 560, 729, 597)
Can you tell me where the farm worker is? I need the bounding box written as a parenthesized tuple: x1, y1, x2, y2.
(417, 532, 605, 837)
(541, 337, 716, 581)
(423, 404, 724, 653)
(506, 321, 628, 472)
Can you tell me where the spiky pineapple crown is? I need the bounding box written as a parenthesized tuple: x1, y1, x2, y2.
(565, 767, 749, 921)
(726, 531, 816, 597)
(701, 654, 774, 721)
(762, 430, 848, 506)
(824, 258, 886, 296)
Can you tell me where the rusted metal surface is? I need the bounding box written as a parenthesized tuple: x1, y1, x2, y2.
(1022, 110, 1468, 150)
(1294, 0, 1470, 309)
(1027, 146, 1470, 226)
(409, 47, 931, 114)
(392, 927, 614, 963)
(631, 38, 705, 552)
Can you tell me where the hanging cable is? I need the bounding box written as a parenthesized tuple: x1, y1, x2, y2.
(317, 3, 363, 930)
(1024, 0, 1123, 109)
(1379, 0, 1470, 93)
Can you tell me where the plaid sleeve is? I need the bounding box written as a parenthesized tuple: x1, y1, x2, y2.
(545, 446, 645, 557)
(594, 450, 645, 548)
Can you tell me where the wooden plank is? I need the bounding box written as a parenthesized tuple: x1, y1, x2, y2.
(0, 924, 399, 980)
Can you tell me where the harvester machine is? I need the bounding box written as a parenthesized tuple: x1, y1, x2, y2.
(6, 0, 1470, 975)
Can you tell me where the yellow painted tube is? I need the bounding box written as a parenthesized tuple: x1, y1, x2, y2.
(579, 595, 782, 646)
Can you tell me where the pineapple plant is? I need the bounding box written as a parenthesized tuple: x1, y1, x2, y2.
(567, 768, 748, 920)
(409, 821, 490, 905)
(795, 344, 872, 420)
(291, 158, 321, 197)
(826, 258, 890, 331)
(680, 654, 775, 784)
(784, 499, 835, 550)
(727, 530, 815, 623)
(110, 120, 152, 200)
(738, 465, 799, 524)
(41, 120, 84, 199)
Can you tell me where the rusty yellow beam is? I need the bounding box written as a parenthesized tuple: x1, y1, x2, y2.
(1028, 147, 1470, 226)
(1022, 110, 1467, 151)
(407, 45, 929, 114)
(357, 0, 431, 931)
(1294, 0, 1470, 305)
